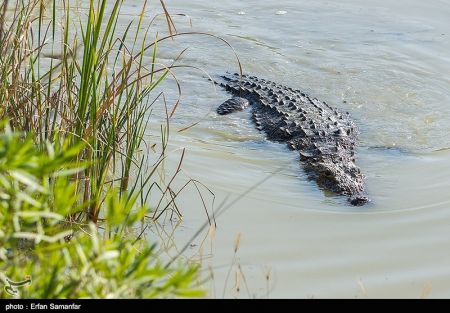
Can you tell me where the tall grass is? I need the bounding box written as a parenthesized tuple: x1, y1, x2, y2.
(0, 0, 189, 223)
(0, 0, 213, 299)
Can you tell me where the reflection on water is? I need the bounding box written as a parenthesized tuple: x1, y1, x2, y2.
(123, 0, 450, 298)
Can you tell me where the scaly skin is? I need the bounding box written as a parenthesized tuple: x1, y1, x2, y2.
(215, 73, 369, 206)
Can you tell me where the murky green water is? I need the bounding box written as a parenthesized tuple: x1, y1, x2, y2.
(116, 0, 450, 298)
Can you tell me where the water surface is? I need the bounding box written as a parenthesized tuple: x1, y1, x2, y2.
(123, 0, 450, 298)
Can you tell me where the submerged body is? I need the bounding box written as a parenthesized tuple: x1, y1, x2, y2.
(215, 73, 369, 206)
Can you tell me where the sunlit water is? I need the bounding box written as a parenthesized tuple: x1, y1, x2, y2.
(114, 0, 450, 298)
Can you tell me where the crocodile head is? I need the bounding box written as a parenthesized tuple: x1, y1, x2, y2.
(312, 160, 368, 205)
(349, 195, 370, 206)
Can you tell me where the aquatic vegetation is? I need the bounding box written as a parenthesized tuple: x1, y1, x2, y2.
(0, 0, 208, 298)
(0, 0, 191, 223)
(0, 125, 203, 298)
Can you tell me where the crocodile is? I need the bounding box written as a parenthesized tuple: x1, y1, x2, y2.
(214, 73, 369, 206)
